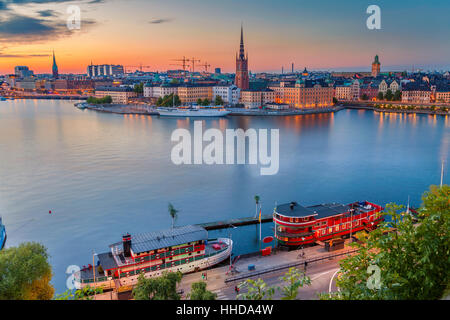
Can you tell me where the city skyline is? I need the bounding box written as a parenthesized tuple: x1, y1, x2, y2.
(0, 0, 450, 74)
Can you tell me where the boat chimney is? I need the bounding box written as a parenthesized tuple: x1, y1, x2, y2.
(290, 202, 296, 210)
(122, 233, 132, 257)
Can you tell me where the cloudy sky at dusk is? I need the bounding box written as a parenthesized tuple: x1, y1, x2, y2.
(0, 0, 449, 74)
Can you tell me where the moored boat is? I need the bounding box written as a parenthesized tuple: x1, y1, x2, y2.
(273, 201, 384, 247)
(74, 102, 88, 109)
(157, 106, 231, 117)
(74, 225, 232, 290)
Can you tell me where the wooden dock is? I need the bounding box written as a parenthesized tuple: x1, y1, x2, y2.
(197, 214, 273, 230)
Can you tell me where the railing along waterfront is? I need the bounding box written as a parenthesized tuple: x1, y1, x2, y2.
(224, 248, 359, 283)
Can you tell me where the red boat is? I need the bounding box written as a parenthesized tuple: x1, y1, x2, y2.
(273, 201, 384, 247)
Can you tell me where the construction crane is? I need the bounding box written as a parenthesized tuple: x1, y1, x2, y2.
(198, 62, 211, 72)
(188, 57, 201, 73)
(170, 56, 189, 72)
(125, 64, 151, 73)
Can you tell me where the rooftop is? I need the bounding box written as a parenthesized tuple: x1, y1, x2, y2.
(114, 225, 208, 254)
(276, 202, 351, 219)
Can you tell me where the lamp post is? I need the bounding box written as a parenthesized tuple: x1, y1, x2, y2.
(92, 251, 98, 299)
(229, 224, 237, 272)
(349, 207, 354, 244)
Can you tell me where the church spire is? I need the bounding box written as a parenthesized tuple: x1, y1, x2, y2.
(239, 23, 245, 59)
(52, 50, 58, 78)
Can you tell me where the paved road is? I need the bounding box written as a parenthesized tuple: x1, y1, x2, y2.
(212, 259, 340, 300)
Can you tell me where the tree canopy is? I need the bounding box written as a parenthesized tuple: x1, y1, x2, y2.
(133, 271, 182, 300)
(87, 95, 112, 104)
(214, 95, 225, 106)
(322, 185, 450, 300)
(0, 242, 54, 300)
(156, 94, 181, 107)
(188, 281, 217, 300)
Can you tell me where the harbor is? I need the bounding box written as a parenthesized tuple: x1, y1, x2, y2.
(77, 102, 344, 117)
(0, 99, 447, 294)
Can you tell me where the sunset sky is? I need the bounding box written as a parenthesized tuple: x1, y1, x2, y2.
(0, 0, 449, 74)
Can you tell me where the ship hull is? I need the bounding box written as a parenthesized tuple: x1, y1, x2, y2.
(74, 237, 232, 290)
(157, 109, 231, 117)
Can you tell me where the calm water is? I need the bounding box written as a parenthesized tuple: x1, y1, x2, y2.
(0, 99, 448, 292)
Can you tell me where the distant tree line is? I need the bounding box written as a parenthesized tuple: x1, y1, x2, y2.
(376, 90, 402, 101)
(87, 96, 112, 104)
(157, 94, 181, 107)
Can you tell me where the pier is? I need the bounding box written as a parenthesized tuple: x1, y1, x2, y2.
(196, 214, 273, 230)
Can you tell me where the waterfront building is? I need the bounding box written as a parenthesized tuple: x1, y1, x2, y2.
(360, 83, 379, 100)
(235, 25, 249, 90)
(54, 79, 94, 92)
(15, 78, 36, 91)
(177, 84, 213, 104)
(435, 84, 450, 103)
(371, 55, 381, 77)
(334, 80, 359, 101)
(273, 201, 383, 247)
(52, 51, 59, 79)
(144, 83, 179, 98)
(95, 86, 137, 104)
(240, 89, 275, 109)
(75, 225, 232, 290)
(212, 84, 240, 105)
(87, 64, 124, 78)
(269, 80, 334, 108)
(401, 82, 431, 103)
(379, 79, 401, 95)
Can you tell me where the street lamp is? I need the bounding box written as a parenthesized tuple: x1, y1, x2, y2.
(92, 251, 98, 299)
(228, 224, 237, 272)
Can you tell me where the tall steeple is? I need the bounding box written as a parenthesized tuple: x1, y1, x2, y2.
(235, 23, 249, 90)
(52, 50, 59, 79)
(239, 23, 245, 59)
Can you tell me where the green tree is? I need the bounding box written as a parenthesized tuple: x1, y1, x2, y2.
(197, 98, 203, 106)
(333, 97, 338, 104)
(202, 98, 210, 106)
(55, 286, 103, 300)
(134, 82, 144, 94)
(279, 267, 311, 300)
(237, 278, 275, 300)
(361, 94, 369, 101)
(168, 203, 178, 229)
(321, 185, 450, 300)
(0, 242, 54, 300)
(133, 272, 182, 300)
(393, 90, 402, 101)
(87, 96, 112, 104)
(214, 95, 225, 106)
(377, 92, 384, 101)
(156, 97, 163, 106)
(385, 89, 393, 101)
(187, 281, 217, 300)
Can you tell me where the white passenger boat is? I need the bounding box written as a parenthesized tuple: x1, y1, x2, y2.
(157, 106, 231, 117)
(74, 225, 232, 290)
